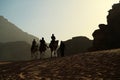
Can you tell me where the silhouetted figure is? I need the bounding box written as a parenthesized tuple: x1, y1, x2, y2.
(51, 34, 56, 43)
(49, 34, 58, 58)
(59, 41, 65, 57)
(31, 39, 36, 49)
(40, 37, 45, 45)
(31, 39, 38, 59)
(39, 37, 47, 59)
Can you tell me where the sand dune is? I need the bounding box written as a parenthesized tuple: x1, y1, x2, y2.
(0, 49, 120, 80)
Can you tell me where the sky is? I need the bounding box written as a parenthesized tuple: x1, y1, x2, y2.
(0, 0, 119, 42)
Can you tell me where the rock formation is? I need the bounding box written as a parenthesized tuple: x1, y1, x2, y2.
(57, 36, 92, 56)
(92, 2, 120, 50)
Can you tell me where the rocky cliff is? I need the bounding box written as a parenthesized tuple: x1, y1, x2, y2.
(92, 2, 120, 50)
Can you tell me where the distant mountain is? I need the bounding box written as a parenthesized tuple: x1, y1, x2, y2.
(0, 16, 53, 61)
(57, 36, 93, 56)
(0, 16, 39, 44)
(0, 41, 31, 61)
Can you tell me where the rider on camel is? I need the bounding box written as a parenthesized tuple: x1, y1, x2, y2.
(31, 39, 37, 49)
(39, 37, 48, 52)
(40, 37, 46, 46)
(51, 34, 56, 43)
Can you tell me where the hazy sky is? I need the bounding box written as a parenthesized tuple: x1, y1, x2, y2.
(0, 0, 119, 42)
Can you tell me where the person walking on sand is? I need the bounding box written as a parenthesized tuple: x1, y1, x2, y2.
(59, 41, 65, 57)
